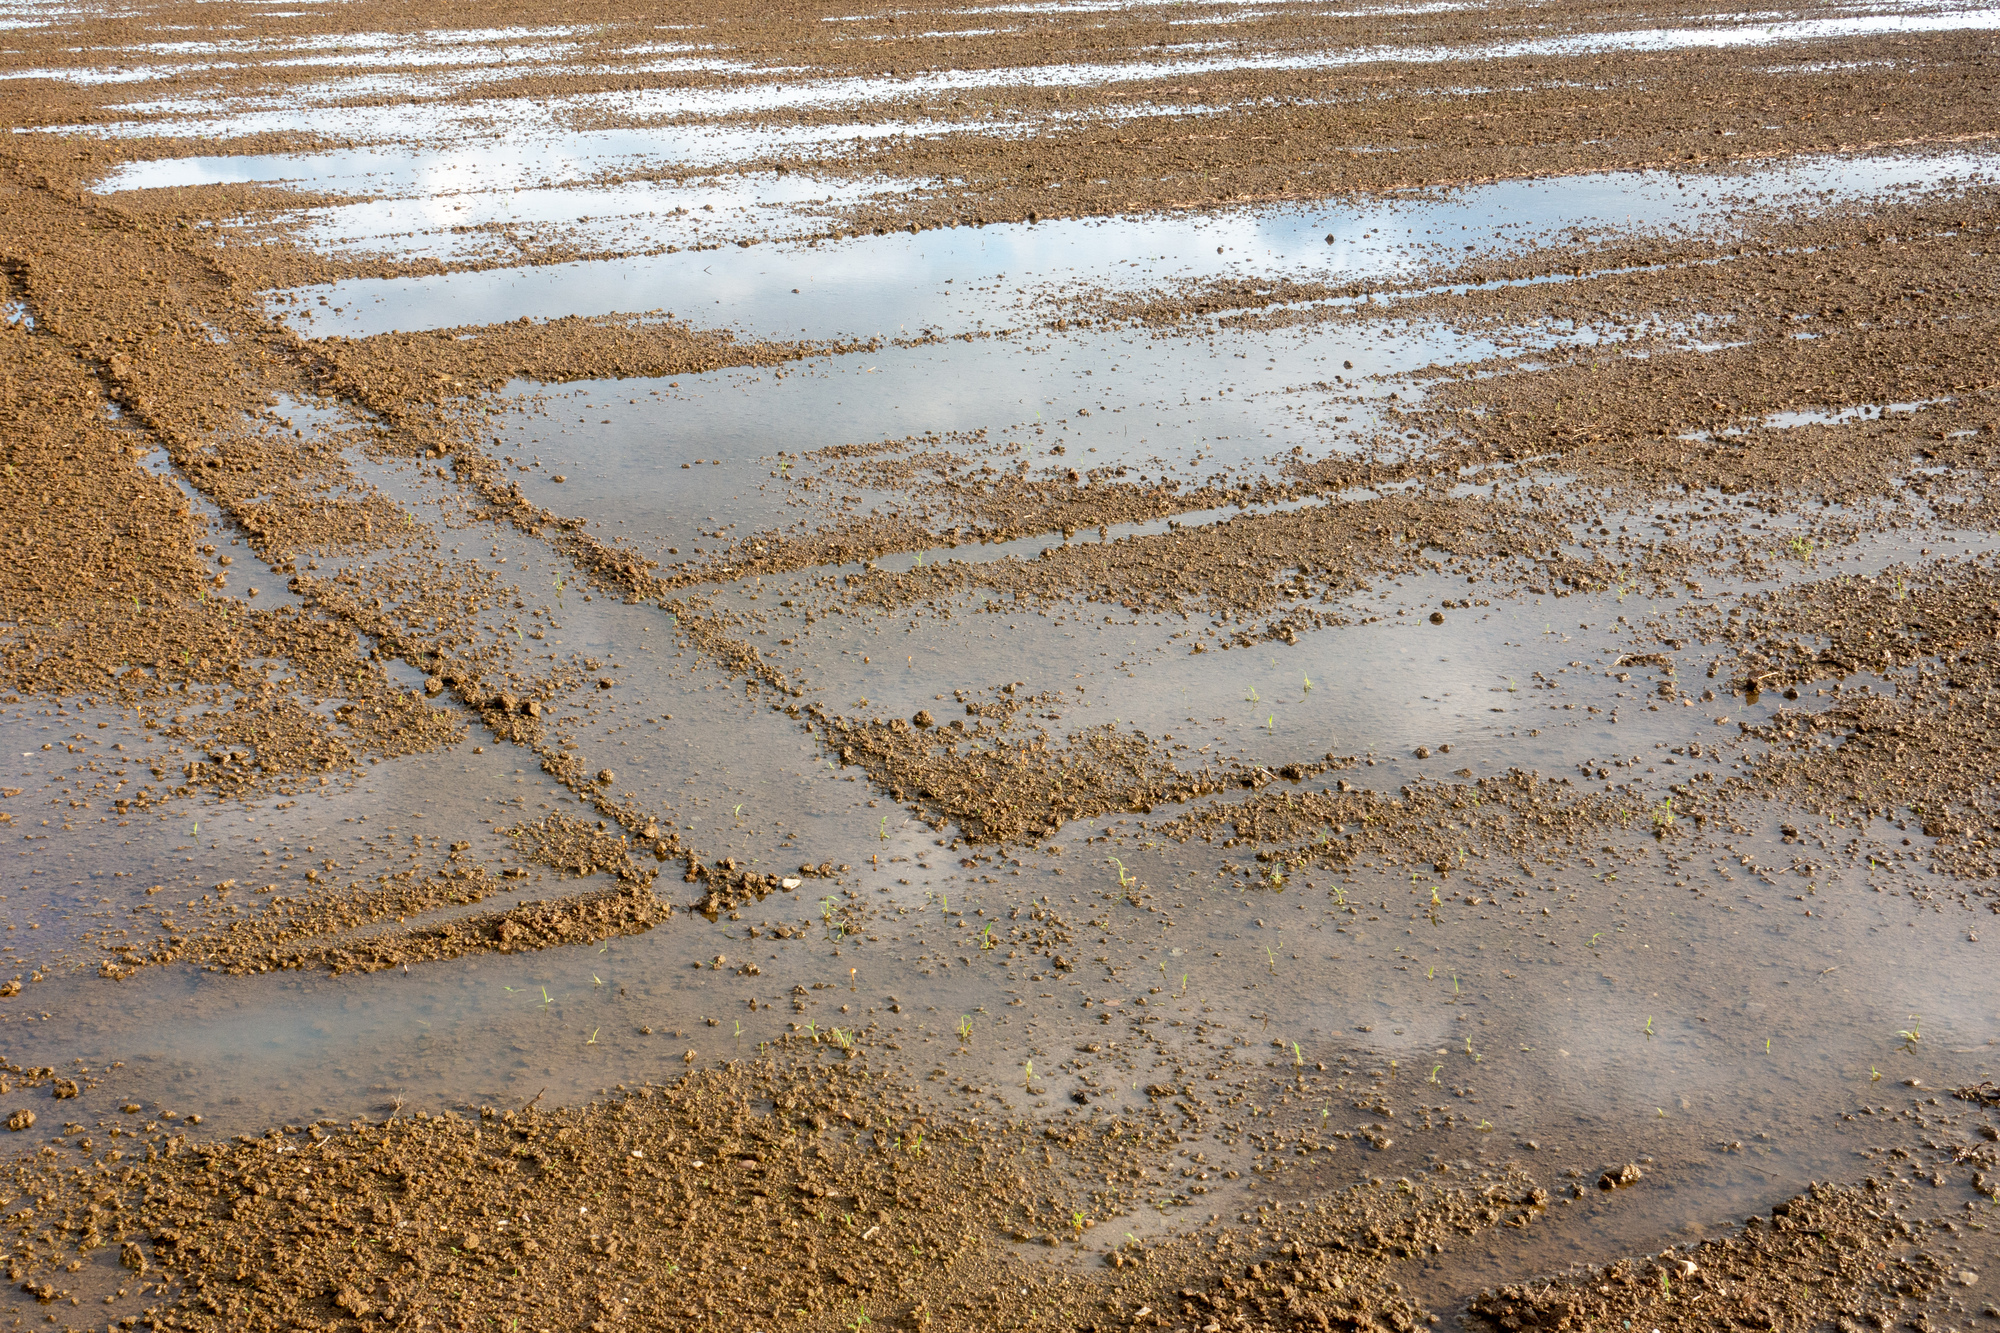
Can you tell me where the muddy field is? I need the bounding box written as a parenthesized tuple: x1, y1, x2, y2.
(1, 0, 2000, 1328)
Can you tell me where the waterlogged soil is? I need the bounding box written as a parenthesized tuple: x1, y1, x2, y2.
(4, 0, 2000, 1329)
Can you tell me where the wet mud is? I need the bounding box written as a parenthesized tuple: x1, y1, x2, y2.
(3, 0, 2000, 1329)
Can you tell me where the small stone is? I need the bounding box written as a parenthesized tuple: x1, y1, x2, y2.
(0, 980, 19, 998)
(423, 676, 443, 695)
(781, 877, 803, 890)
(912, 709, 935, 728)
(6, 1109, 32, 1131)
(552, 475, 566, 483)
(1960, 1269, 1979, 1287)
(1429, 611, 1445, 624)
(51, 1079, 77, 1099)
(1414, 746, 1430, 759)
(120, 1104, 142, 1114)
(1598, 1163, 1643, 1190)
(597, 769, 615, 786)
(120, 1242, 146, 1273)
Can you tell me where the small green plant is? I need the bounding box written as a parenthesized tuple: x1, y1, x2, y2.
(956, 1015, 972, 1042)
(830, 1027, 853, 1051)
(1292, 1041, 1304, 1068)
(1428, 1064, 1442, 1085)
(1245, 685, 1260, 703)
(1871, 1066, 1882, 1082)
(1071, 1211, 1086, 1232)
(978, 923, 997, 950)
(1264, 945, 1278, 974)
(1643, 1016, 1654, 1037)
(847, 1299, 872, 1332)
(1898, 1015, 1922, 1051)
(1023, 1059, 1034, 1087)
(1652, 797, 1676, 832)
(878, 815, 890, 841)
(1302, 672, 1313, 692)
(1108, 857, 1136, 889)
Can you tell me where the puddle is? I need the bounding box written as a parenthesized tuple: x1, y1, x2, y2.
(44, 6, 2000, 144)
(12, 3, 2000, 1322)
(264, 149, 1999, 343)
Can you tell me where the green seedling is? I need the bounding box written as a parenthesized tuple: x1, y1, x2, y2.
(1302, 672, 1313, 692)
(956, 1015, 973, 1042)
(1245, 686, 1260, 703)
(879, 816, 890, 841)
(586, 1028, 599, 1045)
(1266, 714, 1275, 732)
(1765, 1037, 1772, 1053)
(1264, 945, 1278, 975)
(1590, 932, 1603, 946)
(1898, 1016, 1922, 1051)
(1108, 857, 1136, 889)
(846, 1299, 872, 1332)
(1023, 1059, 1034, 1087)
(830, 1028, 853, 1050)
(1871, 1066, 1882, 1082)
(1428, 1065, 1442, 1085)
(1644, 1016, 1654, 1037)
(1292, 1042, 1304, 1068)
(978, 923, 997, 950)
(733, 803, 744, 820)
(1072, 1211, 1086, 1232)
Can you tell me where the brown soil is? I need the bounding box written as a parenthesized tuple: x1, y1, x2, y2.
(4, 0, 2000, 1328)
